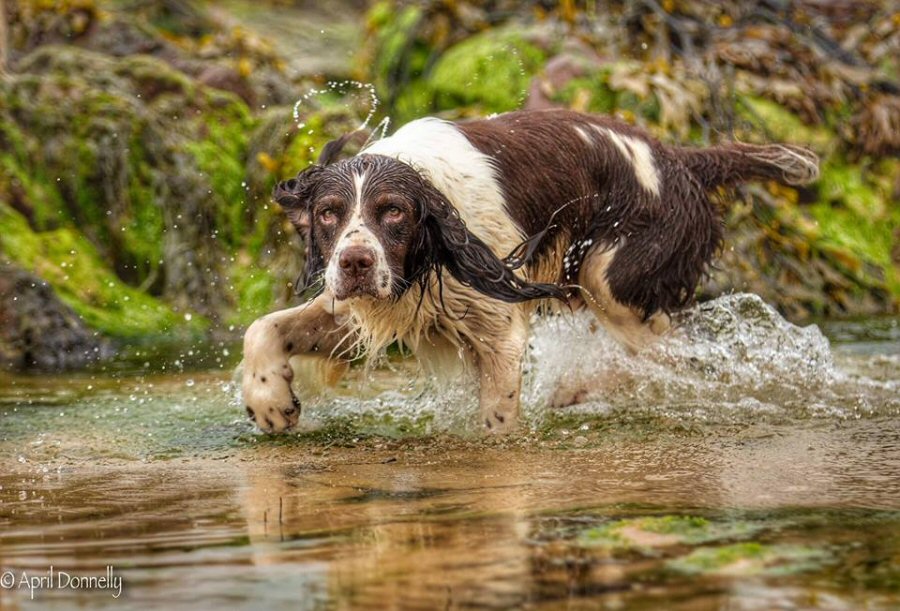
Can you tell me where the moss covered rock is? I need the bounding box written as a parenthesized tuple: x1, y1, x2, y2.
(0, 262, 114, 370)
(0, 203, 201, 339)
(667, 542, 831, 577)
(0, 44, 256, 326)
(423, 27, 548, 117)
(578, 515, 762, 552)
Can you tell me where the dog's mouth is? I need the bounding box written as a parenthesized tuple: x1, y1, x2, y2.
(331, 267, 393, 301)
(333, 284, 379, 300)
(332, 277, 383, 301)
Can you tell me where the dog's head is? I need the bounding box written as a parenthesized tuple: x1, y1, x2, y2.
(273, 140, 565, 304)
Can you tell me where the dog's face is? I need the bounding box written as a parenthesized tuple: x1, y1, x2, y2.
(273, 151, 566, 305)
(309, 155, 420, 300)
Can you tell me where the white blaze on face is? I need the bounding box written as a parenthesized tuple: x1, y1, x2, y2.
(324, 171, 393, 299)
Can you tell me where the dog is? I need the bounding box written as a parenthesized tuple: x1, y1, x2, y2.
(241, 109, 818, 433)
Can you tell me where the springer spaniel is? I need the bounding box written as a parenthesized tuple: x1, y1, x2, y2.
(242, 109, 818, 433)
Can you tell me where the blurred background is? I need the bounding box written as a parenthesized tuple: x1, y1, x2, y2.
(0, 0, 897, 371)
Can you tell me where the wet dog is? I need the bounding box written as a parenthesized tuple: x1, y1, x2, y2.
(241, 109, 818, 433)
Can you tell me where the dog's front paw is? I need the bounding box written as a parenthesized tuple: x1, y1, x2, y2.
(242, 361, 300, 433)
(483, 409, 518, 435)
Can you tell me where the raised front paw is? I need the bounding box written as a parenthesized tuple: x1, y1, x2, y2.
(242, 361, 300, 433)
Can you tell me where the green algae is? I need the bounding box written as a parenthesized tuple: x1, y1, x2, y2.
(227, 266, 279, 327)
(426, 28, 546, 115)
(364, 4, 551, 122)
(810, 159, 900, 297)
(366, 2, 427, 106)
(0, 203, 204, 338)
(668, 542, 831, 577)
(578, 515, 763, 551)
(185, 109, 255, 248)
(737, 96, 835, 149)
(552, 71, 619, 115)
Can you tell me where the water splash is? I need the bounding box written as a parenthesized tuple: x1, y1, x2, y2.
(362, 116, 392, 149)
(524, 293, 899, 424)
(292, 80, 381, 132)
(277, 294, 899, 434)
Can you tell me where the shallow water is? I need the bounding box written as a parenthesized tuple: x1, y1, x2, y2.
(1, 295, 898, 609)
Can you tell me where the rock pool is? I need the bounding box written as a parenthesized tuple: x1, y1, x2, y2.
(1, 296, 898, 609)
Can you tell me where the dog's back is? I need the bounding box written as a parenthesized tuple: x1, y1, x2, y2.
(366, 109, 818, 318)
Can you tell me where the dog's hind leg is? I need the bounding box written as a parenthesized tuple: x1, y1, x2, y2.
(242, 290, 353, 433)
(577, 247, 670, 353)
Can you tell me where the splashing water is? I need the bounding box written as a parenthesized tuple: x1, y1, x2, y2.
(292, 80, 383, 132)
(362, 116, 392, 148)
(523, 293, 899, 424)
(272, 293, 899, 434)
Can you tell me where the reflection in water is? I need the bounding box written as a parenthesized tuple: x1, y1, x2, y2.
(2, 432, 899, 608)
(0, 296, 898, 608)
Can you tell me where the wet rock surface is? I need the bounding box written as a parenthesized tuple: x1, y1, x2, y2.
(0, 263, 112, 370)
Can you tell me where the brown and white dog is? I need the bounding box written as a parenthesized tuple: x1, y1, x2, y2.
(241, 109, 818, 433)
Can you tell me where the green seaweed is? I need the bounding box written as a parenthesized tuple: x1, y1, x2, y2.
(578, 515, 763, 551)
(668, 542, 830, 576)
(809, 158, 900, 296)
(0, 203, 205, 338)
(367, 2, 427, 103)
(552, 71, 619, 114)
(737, 96, 835, 149)
(426, 28, 547, 115)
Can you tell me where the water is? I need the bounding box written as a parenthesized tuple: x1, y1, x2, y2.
(1, 294, 898, 609)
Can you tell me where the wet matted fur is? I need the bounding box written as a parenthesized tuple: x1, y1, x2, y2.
(242, 109, 819, 433)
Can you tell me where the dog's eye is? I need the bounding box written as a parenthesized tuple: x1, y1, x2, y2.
(319, 209, 337, 225)
(383, 205, 404, 222)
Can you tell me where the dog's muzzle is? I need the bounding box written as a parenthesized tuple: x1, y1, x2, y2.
(334, 245, 379, 299)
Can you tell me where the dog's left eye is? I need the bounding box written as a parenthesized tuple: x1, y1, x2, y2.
(319, 209, 337, 224)
(382, 205, 404, 221)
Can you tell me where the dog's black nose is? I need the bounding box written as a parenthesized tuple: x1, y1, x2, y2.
(339, 246, 375, 276)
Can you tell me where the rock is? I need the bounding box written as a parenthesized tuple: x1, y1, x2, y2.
(0, 263, 113, 370)
(198, 63, 257, 107)
(526, 39, 606, 111)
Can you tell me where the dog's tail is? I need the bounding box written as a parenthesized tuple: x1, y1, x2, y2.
(678, 142, 819, 190)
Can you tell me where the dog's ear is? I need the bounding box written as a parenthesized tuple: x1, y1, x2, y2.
(273, 163, 324, 210)
(273, 165, 328, 296)
(273, 131, 368, 298)
(318, 130, 369, 166)
(407, 183, 566, 303)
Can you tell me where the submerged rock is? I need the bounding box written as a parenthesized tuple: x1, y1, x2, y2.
(667, 542, 831, 577)
(578, 516, 763, 551)
(0, 264, 113, 370)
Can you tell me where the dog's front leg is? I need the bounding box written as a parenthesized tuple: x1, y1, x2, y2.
(475, 331, 527, 434)
(242, 291, 351, 433)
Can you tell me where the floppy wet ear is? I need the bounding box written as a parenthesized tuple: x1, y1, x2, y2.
(273, 165, 328, 296)
(409, 185, 566, 304)
(295, 232, 326, 297)
(272, 163, 325, 210)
